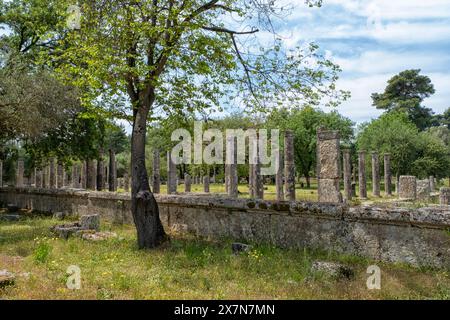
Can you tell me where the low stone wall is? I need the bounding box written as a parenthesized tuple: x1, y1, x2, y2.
(1, 187, 450, 268)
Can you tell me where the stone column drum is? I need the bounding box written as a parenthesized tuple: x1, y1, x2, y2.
(398, 176, 417, 200)
(284, 130, 295, 201)
(316, 129, 342, 203)
(371, 152, 380, 197)
(358, 151, 367, 199)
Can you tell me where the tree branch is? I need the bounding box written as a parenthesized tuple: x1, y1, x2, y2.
(201, 26, 259, 35)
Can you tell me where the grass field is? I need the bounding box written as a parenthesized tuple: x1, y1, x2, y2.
(1, 216, 449, 300)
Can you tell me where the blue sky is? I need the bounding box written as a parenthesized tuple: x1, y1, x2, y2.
(270, 0, 450, 123)
(2, 0, 449, 126)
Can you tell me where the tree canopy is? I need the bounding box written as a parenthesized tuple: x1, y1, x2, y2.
(371, 69, 435, 130)
(357, 112, 450, 179)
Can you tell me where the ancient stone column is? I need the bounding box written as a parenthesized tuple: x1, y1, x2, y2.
(97, 156, 105, 191)
(86, 159, 96, 190)
(49, 158, 56, 189)
(249, 138, 263, 199)
(0, 160, 2, 187)
(276, 149, 284, 201)
(81, 161, 87, 189)
(16, 159, 24, 187)
(71, 164, 76, 188)
(439, 187, 450, 205)
(36, 169, 43, 188)
(203, 176, 210, 193)
(371, 152, 380, 197)
(43, 164, 49, 188)
(57, 162, 64, 188)
(384, 153, 392, 196)
(316, 129, 342, 203)
(31, 167, 37, 187)
(108, 151, 117, 192)
(429, 176, 435, 193)
(225, 163, 230, 194)
(184, 173, 191, 192)
(398, 175, 417, 200)
(227, 136, 238, 198)
(342, 149, 352, 201)
(212, 169, 216, 184)
(152, 150, 161, 194)
(76, 164, 82, 188)
(284, 130, 295, 201)
(358, 151, 367, 199)
(167, 151, 177, 194)
(63, 168, 68, 188)
(124, 173, 129, 192)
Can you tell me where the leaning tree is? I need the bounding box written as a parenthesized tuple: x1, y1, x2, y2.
(49, 0, 348, 248)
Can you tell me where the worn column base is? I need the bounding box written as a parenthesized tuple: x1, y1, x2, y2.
(318, 178, 343, 203)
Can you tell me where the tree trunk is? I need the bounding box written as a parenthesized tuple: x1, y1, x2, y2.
(305, 175, 311, 189)
(131, 103, 167, 249)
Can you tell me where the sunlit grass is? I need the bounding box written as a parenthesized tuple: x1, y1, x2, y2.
(0, 217, 449, 300)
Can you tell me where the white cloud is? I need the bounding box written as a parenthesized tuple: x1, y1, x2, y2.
(325, 0, 450, 20)
(333, 72, 450, 123)
(331, 74, 387, 123)
(333, 50, 450, 75)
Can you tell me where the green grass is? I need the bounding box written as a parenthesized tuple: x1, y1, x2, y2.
(1, 216, 449, 300)
(118, 183, 319, 201)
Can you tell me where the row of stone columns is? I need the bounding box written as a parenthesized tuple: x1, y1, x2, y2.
(152, 130, 297, 200)
(342, 151, 393, 201)
(9, 155, 120, 192)
(316, 132, 398, 204)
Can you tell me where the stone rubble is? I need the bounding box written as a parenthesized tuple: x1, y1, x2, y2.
(0, 269, 15, 288)
(311, 261, 355, 279)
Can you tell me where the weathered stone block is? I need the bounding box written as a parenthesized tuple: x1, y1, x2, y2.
(416, 179, 431, 201)
(440, 187, 450, 206)
(53, 212, 66, 220)
(311, 261, 354, 279)
(232, 243, 252, 255)
(80, 214, 100, 231)
(318, 139, 340, 179)
(399, 176, 417, 200)
(0, 270, 15, 288)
